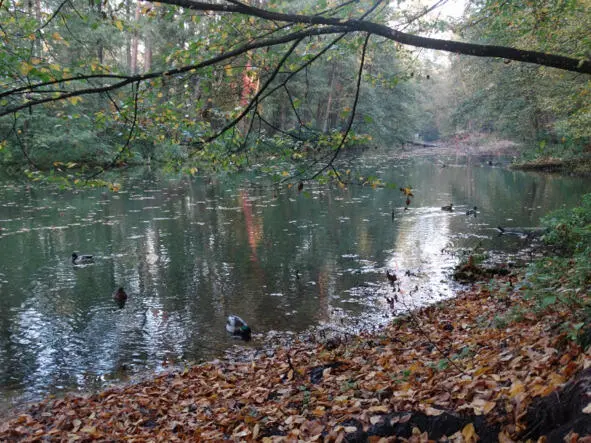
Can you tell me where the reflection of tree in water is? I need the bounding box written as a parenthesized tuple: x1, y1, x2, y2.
(388, 207, 455, 312)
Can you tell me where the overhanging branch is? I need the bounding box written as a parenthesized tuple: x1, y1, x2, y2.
(0, 26, 345, 117)
(156, 0, 591, 75)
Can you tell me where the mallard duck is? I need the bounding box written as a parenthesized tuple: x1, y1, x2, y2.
(226, 315, 252, 341)
(441, 204, 453, 212)
(112, 287, 127, 302)
(466, 206, 478, 216)
(72, 252, 94, 265)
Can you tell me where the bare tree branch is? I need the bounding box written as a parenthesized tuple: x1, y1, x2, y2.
(10, 114, 39, 170)
(192, 37, 304, 148)
(157, 0, 591, 75)
(37, 0, 70, 31)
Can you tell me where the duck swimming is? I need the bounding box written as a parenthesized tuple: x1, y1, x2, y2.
(72, 252, 94, 265)
(466, 206, 478, 216)
(441, 204, 453, 212)
(226, 315, 252, 341)
(112, 287, 127, 302)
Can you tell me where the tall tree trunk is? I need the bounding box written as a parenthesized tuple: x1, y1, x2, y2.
(125, 0, 132, 71)
(130, 2, 141, 74)
(322, 63, 337, 133)
(96, 0, 104, 63)
(144, 32, 152, 72)
(29, 0, 41, 56)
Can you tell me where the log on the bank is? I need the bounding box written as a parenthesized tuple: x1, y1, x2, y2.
(521, 367, 591, 442)
(404, 140, 439, 148)
(496, 226, 547, 239)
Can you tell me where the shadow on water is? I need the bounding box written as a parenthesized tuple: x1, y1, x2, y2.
(0, 153, 590, 409)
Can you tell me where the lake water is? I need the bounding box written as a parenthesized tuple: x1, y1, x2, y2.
(1, 151, 590, 409)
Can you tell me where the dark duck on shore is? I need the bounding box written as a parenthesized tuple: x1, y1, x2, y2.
(441, 203, 453, 212)
(386, 270, 397, 285)
(112, 287, 127, 302)
(226, 315, 252, 341)
(72, 252, 94, 265)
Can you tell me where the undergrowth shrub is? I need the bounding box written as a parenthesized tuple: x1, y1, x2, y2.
(523, 194, 591, 345)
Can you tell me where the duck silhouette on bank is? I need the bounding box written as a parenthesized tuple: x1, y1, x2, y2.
(226, 315, 252, 341)
(112, 287, 128, 302)
(112, 287, 128, 308)
(386, 270, 397, 285)
(441, 204, 453, 212)
(72, 252, 94, 265)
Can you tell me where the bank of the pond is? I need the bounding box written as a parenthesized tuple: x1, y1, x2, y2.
(399, 133, 520, 159)
(511, 155, 591, 176)
(1, 271, 589, 442)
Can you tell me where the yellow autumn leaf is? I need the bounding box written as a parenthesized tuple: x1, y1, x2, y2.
(509, 381, 525, 398)
(68, 96, 82, 105)
(30, 57, 41, 65)
(80, 426, 97, 434)
(462, 423, 478, 442)
(20, 62, 35, 76)
(471, 398, 496, 415)
(114, 20, 124, 31)
(52, 32, 63, 41)
(311, 407, 325, 417)
(473, 366, 490, 376)
(281, 171, 290, 177)
(224, 64, 233, 75)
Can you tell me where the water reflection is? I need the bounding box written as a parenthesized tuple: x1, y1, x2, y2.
(0, 155, 590, 408)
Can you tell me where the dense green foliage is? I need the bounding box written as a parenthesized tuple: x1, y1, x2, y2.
(0, 0, 431, 177)
(521, 193, 591, 343)
(442, 0, 591, 158)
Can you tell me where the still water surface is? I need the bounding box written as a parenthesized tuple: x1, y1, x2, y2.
(1, 152, 590, 407)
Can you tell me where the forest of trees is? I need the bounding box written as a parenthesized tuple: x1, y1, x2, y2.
(0, 0, 589, 178)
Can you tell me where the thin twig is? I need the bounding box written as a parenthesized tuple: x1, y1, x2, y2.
(311, 32, 371, 179)
(37, 0, 70, 31)
(193, 37, 304, 148)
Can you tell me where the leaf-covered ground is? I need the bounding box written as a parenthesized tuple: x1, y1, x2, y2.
(1, 273, 589, 442)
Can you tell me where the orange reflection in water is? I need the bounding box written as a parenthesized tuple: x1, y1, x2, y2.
(239, 190, 264, 263)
